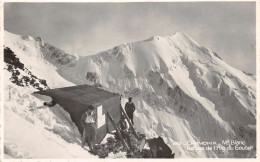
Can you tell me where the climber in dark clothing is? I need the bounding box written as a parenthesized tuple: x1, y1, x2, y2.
(124, 97, 135, 125)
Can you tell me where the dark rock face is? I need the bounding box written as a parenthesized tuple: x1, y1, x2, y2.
(90, 130, 174, 158)
(41, 43, 78, 67)
(147, 136, 175, 158)
(86, 72, 100, 84)
(4, 47, 49, 90)
(213, 52, 222, 60)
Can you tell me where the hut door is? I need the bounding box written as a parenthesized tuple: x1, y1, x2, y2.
(97, 105, 106, 128)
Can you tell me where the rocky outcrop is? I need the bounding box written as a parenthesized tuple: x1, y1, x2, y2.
(4, 47, 49, 90)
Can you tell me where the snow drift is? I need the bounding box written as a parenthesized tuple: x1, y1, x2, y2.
(3, 30, 256, 158)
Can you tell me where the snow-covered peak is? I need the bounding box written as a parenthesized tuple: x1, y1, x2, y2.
(4, 30, 75, 88)
(5, 30, 43, 43)
(56, 31, 255, 157)
(4, 30, 78, 67)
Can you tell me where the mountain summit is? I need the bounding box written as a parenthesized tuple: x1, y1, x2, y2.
(4, 31, 256, 158)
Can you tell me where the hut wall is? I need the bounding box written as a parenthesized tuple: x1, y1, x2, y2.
(93, 95, 121, 143)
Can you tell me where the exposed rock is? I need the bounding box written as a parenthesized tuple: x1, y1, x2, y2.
(4, 47, 49, 90)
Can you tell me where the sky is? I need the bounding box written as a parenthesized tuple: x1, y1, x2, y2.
(4, 2, 256, 74)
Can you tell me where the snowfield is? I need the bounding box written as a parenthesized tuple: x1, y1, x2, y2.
(3, 30, 256, 158)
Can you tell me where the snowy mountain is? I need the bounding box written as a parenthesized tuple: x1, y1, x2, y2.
(3, 31, 256, 158)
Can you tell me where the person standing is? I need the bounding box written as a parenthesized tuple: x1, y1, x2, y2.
(125, 97, 135, 125)
(81, 105, 97, 152)
(117, 115, 132, 149)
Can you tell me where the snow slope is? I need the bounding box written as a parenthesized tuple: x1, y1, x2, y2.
(3, 32, 97, 159)
(4, 70, 97, 159)
(3, 31, 256, 158)
(4, 31, 75, 88)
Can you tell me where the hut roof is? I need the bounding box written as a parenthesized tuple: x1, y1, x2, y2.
(35, 84, 119, 105)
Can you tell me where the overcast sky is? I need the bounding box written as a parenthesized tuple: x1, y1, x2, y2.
(4, 2, 256, 74)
